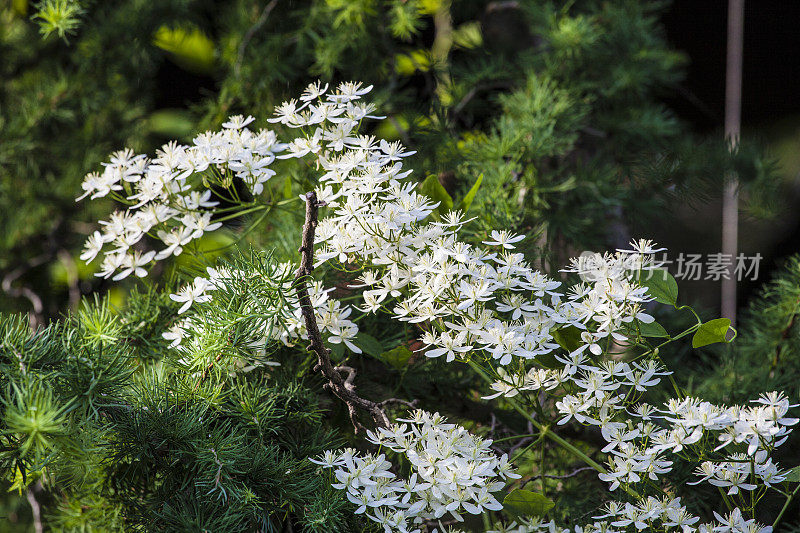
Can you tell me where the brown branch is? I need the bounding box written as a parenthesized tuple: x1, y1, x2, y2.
(378, 397, 419, 409)
(293, 191, 390, 433)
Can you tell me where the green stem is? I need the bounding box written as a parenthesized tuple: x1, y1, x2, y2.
(510, 433, 546, 462)
(213, 204, 271, 223)
(201, 206, 273, 254)
(466, 359, 642, 499)
(493, 433, 540, 444)
(540, 436, 547, 497)
(772, 483, 800, 530)
(717, 487, 735, 512)
(468, 360, 603, 470)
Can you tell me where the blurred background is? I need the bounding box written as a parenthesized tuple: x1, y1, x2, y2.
(657, 0, 800, 312)
(2, 0, 800, 529)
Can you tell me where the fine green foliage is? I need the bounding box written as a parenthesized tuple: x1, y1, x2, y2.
(0, 288, 369, 531)
(31, 0, 83, 41)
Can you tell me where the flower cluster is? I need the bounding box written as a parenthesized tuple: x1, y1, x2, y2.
(311, 410, 519, 532)
(264, 81, 659, 372)
(163, 262, 361, 372)
(77, 116, 286, 280)
(478, 498, 773, 533)
(594, 392, 797, 494)
(81, 81, 800, 531)
(82, 81, 660, 372)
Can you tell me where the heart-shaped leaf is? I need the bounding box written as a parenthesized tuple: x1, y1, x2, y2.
(503, 489, 555, 518)
(692, 318, 732, 348)
(381, 345, 413, 370)
(640, 269, 678, 306)
(637, 320, 669, 338)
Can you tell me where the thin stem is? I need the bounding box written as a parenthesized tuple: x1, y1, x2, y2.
(772, 483, 800, 530)
(511, 433, 546, 462)
(201, 205, 273, 254)
(214, 204, 271, 223)
(493, 433, 540, 444)
(540, 436, 547, 497)
(465, 360, 632, 485)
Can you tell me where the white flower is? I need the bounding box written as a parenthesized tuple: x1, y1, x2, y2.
(169, 277, 214, 314)
(300, 81, 329, 102)
(425, 331, 471, 362)
(318, 411, 517, 527)
(156, 226, 194, 260)
(328, 81, 373, 103)
(113, 250, 156, 280)
(268, 98, 306, 125)
(162, 322, 186, 348)
(222, 114, 255, 130)
(183, 212, 222, 239)
(483, 230, 525, 249)
(80, 231, 105, 263)
(95, 251, 126, 279)
(617, 239, 666, 255)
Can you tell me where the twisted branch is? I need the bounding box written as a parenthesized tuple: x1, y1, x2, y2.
(293, 191, 390, 432)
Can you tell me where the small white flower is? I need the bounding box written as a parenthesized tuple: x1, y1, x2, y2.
(169, 277, 214, 314)
(80, 231, 105, 263)
(222, 114, 255, 130)
(483, 230, 525, 249)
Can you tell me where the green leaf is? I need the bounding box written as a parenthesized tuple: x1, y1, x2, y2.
(456, 173, 483, 213)
(283, 176, 293, 199)
(551, 326, 582, 353)
(636, 320, 669, 338)
(419, 174, 453, 218)
(356, 333, 384, 358)
(536, 351, 562, 370)
(785, 465, 800, 483)
(381, 345, 413, 370)
(153, 25, 215, 74)
(692, 318, 732, 348)
(503, 489, 555, 518)
(640, 269, 678, 305)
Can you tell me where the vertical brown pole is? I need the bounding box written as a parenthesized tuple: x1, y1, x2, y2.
(722, 0, 744, 326)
